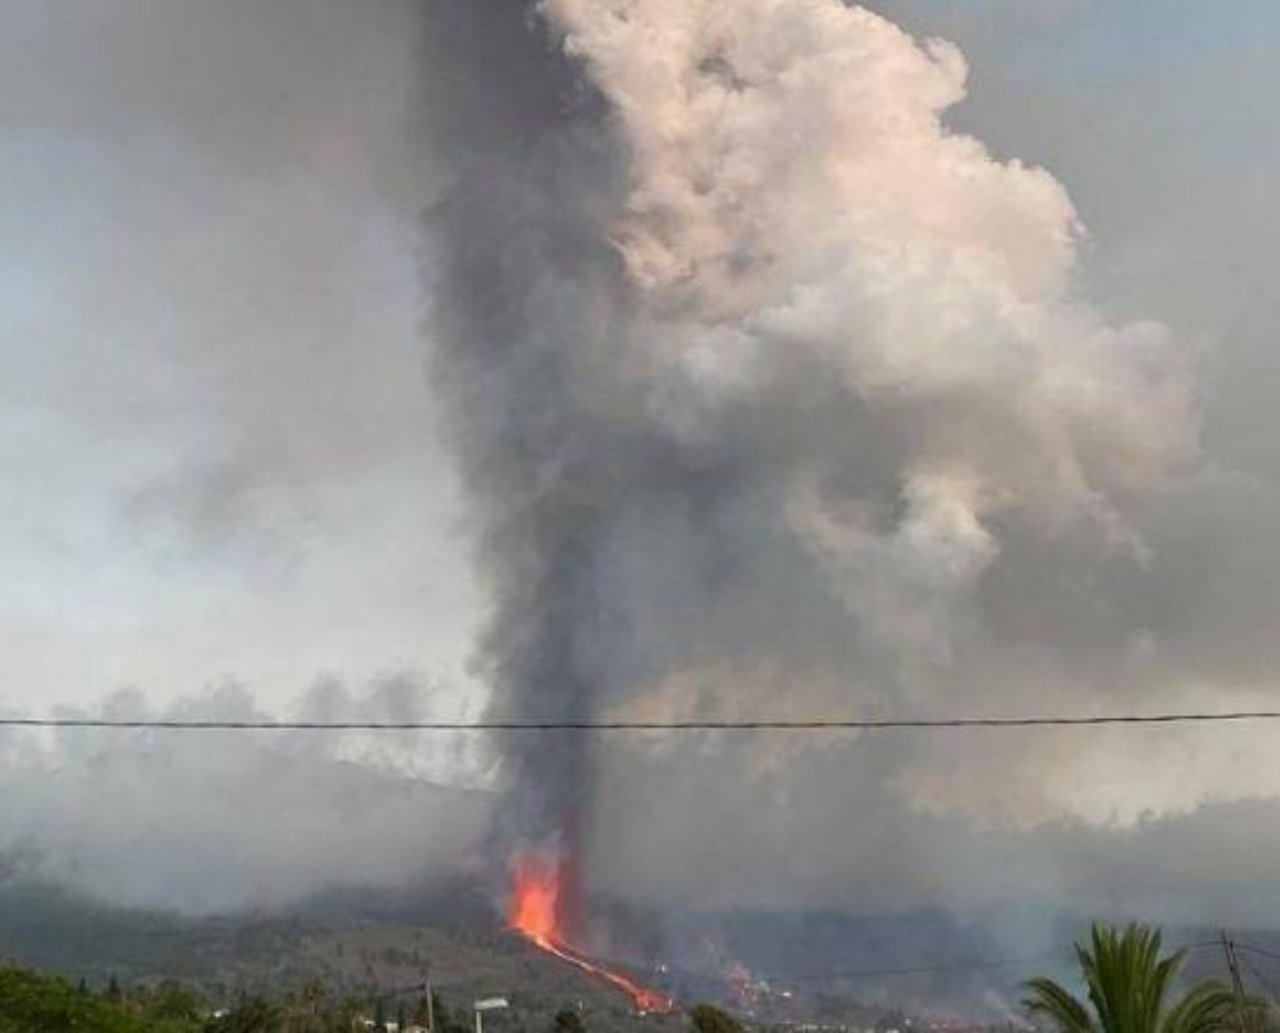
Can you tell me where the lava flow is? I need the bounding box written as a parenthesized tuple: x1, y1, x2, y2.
(508, 854, 674, 1014)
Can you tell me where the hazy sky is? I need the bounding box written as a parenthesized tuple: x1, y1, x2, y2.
(0, 0, 1275, 716)
(3, 1, 1277, 714)
(0, 0, 480, 713)
(5, 0, 1280, 930)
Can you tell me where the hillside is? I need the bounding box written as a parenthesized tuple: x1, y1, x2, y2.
(0, 882, 681, 1032)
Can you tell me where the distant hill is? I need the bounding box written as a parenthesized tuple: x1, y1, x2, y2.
(0, 880, 681, 1032)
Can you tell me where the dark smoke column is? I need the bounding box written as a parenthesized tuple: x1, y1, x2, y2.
(420, 0, 631, 935)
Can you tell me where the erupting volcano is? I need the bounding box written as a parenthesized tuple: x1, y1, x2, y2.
(508, 853, 674, 1015)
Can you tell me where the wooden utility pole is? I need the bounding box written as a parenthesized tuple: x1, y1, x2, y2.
(425, 964, 435, 1033)
(1222, 931, 1252, 1033)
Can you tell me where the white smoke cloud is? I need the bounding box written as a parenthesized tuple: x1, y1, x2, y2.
(554, 0, 1190, 553)
(515, 0, 1197, 811)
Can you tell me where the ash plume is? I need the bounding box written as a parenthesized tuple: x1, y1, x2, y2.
(426, 0, 1196, 932)
(12, 0, 1280, 961)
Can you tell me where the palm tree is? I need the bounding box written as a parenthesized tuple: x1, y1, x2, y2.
(1023, 924, 1253, 1033)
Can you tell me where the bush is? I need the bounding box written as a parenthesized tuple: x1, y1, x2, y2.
(0, 965, 148, 1032)
(689, 1003, 745, 1033)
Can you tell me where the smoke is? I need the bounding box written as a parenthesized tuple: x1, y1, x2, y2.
(0, 0, 480, 710)
(5, 0, 1280, 973)
(0, 677, 491, 914)
(427, 0, 1200, 925)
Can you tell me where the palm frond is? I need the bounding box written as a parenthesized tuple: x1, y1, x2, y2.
(1026, 924, 1248, 1033)
(1024, 976, 1096, 1033)
(1161, 981, 1257, 1033)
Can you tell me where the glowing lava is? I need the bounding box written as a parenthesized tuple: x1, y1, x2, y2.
(509, 856, 560, 948)
(508, 854, 674, 1014)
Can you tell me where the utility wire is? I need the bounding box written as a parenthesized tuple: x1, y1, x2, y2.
(361, 943, 1256, 1002)
(733, 939, 1222, 985)
(675, 952, 1070, 987)
(1239, 955, 1280, 1004)
(1237, 944, 1280, 965)
(366, 980, 430, 1003)
(355, 942, 1216, 1014)
(4, 712, 1280, 731)
(555, 939, 1221, 990)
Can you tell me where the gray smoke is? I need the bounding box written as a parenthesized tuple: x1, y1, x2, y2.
(425, 0, 1208, 933)
(0, 677, 491, 913)
(422, 0, 626, 858)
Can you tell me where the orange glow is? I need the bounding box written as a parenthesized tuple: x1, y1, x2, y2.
(509, 856, 560, 949)
(507, 852, 674, 1014)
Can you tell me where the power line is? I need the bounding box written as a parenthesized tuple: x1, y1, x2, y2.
(3, 711, 1280, 732)
(1239, 955, 1280, 1004)
(1236, 944, 1280, 965)
(567, 938, 1223, 991)
(744, 939, 1223, 985)
(679, 953, 1070, 986)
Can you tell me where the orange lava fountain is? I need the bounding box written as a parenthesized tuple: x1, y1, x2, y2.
(508, 854, 674, 1014)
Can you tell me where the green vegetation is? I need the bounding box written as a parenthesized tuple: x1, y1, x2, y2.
(0, 965, 192, 1032)
(552, 1007, 586, 1033)
(0, 964, 448, 1032)
(688, 1003, 744, 1033)
(428, 990, 473, 1033)
(0, 962, 632, 1032)
(1023, 924, 1254, 1033)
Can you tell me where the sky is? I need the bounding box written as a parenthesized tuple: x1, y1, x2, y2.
(3, 0, 1277, 717)
(0, 0, 479, 715)
(1, 0, 1277, 717)
(4, 0, 1280, 943)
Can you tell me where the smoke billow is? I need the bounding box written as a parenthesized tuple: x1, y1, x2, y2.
(427, 0, 1199, 933)
(0, 678, 491, 914)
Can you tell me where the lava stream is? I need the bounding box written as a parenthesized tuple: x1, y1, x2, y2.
(508, 855, 674, 1014)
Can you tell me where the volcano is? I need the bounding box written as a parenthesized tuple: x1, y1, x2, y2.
(507, 852, 674, 1014)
